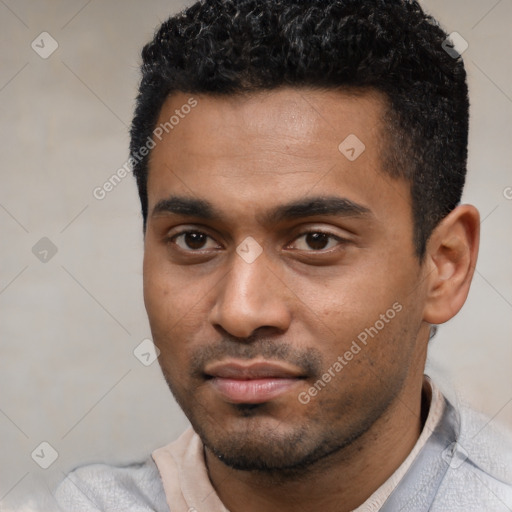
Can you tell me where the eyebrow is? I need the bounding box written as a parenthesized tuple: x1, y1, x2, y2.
(151, 194, 373, 225)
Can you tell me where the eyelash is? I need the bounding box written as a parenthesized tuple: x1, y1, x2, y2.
(167, 229, 346, 253)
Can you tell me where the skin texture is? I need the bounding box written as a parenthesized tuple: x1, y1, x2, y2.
(143, 87, 480, 512)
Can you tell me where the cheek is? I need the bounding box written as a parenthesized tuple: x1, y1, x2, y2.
(143, 254, 183, 356)
(306, 273, 415, 366)
(143, 249, 192, 326)
(143, 251, 215, 367)
(143, 268, 191, 386)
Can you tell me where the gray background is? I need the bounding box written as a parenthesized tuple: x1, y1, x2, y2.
(0, 0, 511, 508)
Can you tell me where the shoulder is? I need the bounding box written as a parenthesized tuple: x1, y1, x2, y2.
(458, 402, 512, 482)
(54, 456, 169, 512)
(433, 401, 512, 511)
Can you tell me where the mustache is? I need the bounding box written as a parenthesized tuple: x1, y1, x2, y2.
(189, 338, 324, 379)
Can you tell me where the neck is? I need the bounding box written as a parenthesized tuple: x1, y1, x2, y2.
(205, 375, 429, 512)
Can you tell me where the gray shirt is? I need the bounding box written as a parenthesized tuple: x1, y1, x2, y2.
(53, 380, 512, 511)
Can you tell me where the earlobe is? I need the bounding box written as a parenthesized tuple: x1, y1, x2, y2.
(422, 204, 480, 325)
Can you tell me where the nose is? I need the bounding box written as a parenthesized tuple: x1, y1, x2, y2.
(208, 244, 292, 339)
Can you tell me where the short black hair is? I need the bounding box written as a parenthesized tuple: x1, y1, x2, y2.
(130, 0, 469, 258)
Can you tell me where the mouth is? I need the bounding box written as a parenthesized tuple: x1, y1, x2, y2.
(204, 359, 307, 404)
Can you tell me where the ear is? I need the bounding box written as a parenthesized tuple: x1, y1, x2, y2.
(422, 204, 480, 325)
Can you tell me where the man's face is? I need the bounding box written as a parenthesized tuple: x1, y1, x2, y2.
(143, 88, 430, 471)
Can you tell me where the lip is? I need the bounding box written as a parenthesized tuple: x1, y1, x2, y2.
(204, 360, 305, 379)
(204, 359, 306, 404)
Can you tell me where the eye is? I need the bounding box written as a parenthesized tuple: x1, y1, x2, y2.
(169, 230, 220, 251)
(290, 231, 344, 251)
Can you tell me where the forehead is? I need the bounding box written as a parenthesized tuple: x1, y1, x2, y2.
(152, 87, 387, 159)
(146, 87, 411, 232)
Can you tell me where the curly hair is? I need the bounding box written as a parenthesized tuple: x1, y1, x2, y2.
(130, 0, 469, 258)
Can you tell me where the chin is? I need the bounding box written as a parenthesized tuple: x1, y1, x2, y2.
(208, 437, 316, 472)
(197, 416, 345, 475)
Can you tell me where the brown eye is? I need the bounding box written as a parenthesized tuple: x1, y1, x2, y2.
(291, 231, 343, 251)
(305, 233, 330, 250)
(171, 231, 217, 251)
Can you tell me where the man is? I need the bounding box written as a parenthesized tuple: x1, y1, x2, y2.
(55, 0, 512, 510)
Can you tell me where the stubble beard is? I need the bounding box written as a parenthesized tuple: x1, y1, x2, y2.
(161, 366, 398, 480)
